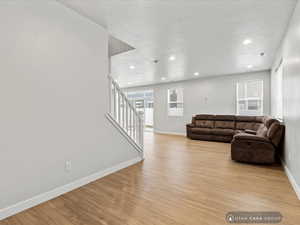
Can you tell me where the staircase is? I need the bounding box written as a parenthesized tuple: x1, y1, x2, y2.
(106, 76, 144, 158)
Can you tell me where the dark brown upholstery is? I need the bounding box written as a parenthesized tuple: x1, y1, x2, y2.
(186, 114, 284, 164)
(231, 139, 275, 164)
(236, 122, 261, 131)
(194, 114, 215, 128)
(195, 114, 215, 120)
(215, 121, 235, 129)
(211, 128, 234, 136)
(195, 120, 214, 128)
(256, 124, 268, 136)
(235, 116, 262, 131)
(233, 133, 269, 142)
(190, 127, 213, 135)
(267, 122, 283, 147)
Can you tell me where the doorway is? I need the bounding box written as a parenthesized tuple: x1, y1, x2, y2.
(125, 90, 154, 131)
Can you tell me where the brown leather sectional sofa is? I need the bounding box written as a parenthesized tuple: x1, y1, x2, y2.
(186, 114, 284, 164)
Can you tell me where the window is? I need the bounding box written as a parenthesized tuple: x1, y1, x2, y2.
(236, 80, 263, 116)
(168, 88, 183, 116)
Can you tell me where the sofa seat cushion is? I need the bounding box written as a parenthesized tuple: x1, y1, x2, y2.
(191, 127, 213, 135)
(212, 128, 234, 136)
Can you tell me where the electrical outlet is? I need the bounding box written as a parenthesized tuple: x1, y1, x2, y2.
(65, 161, 72, 172)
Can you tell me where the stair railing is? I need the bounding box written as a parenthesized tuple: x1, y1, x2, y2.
(108, 76, 144, 151)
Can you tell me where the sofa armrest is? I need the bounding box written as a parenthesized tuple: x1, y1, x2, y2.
(245, 129, 257, 135)
(186, 123, 195, 139)
(231, 137, 276, 163)
(233, 133, 269, 143)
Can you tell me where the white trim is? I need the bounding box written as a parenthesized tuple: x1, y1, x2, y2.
(281, 159, 300, 200)
(105, 113, 144, 156)
(0, 157, 142, 220)
(154, 130, 185, 136)
(236, 79, 264, 116)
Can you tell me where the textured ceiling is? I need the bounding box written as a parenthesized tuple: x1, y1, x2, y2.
(59, 0, 297, 87)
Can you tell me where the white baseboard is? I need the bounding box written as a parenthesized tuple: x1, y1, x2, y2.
(0, 157, 142, 221)
(281, 159, 300, 200)
(154, 130, 186, 136)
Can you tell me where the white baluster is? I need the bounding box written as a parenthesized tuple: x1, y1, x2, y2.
(113, 84, 116, 119)
(108, 76, 144, 153)
(122, 94, 125, 128)
(133, 112, 136, 141)
(108, 77, 111, 114)
(129, 107, 132, 137)
(117, 91, 120, 123)
(126, 101, 128, 132)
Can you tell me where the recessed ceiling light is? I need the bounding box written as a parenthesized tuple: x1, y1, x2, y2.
(169, 55, 176, 61)
(194, 72, 199, 76)
(243, 39, 252, 45)
(247, 65, 253, 69)
(129, 65, 135, 70)
(161, 77, 166, 81)
(127, 82, 132, 85)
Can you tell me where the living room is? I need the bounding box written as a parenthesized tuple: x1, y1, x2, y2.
(1, 0, 300, 224)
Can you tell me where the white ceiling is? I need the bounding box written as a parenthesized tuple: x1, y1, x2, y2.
(59, 0, 297, 87)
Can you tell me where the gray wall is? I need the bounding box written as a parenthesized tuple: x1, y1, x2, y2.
(271, 1, 300, 189)
(126, 71, 270, 134)
(0, 1, 139, 210)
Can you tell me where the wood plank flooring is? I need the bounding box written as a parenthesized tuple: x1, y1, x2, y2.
(1, 132, 300, 225)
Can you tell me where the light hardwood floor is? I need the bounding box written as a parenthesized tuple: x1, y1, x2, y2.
(1, 132, 300, 225)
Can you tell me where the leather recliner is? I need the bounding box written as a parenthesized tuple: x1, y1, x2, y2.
(186, 114, 284, 164)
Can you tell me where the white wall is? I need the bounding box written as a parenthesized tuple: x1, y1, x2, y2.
(271, 1, 300, 193)
(0, 1, 139, 212)
(125, 71, 270, 134)
(271, 59, 283, 119)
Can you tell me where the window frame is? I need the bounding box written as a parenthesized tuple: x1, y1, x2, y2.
(236, 79, 264, 116)
(167, 87, 184, 117)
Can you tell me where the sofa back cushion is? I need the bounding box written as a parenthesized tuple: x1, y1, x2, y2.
(193, 114, 215, 128)
(195, 114, 215, 120)
(215, 121, 235, 129)
(267, 122, 283, 146)
(263, 117, 277, 128)
(236, 116, 264, 123)
(195, 120, 214, 128)
(236, 122, 261, 131)
(214, 115, 235, 129)
(235, 116, 263, 131)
